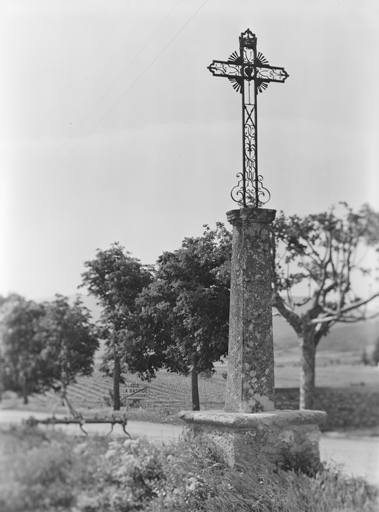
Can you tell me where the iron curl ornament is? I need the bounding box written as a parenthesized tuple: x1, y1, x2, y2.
(208, 29, 288, 208)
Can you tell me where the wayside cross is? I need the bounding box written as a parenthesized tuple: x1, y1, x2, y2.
(208, 29, 288, 207)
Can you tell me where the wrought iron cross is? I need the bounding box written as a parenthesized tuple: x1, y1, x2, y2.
(208, 29, 288, 208)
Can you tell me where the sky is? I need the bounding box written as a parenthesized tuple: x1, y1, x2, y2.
(1, 0, 378, 301)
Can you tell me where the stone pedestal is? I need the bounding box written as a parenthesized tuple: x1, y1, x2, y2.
(225, 208, 276, 413)
(180, 207, 327, 471)
(180, 410, 326, 471)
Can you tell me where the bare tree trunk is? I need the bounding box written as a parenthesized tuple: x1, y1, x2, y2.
(113, 339, 121, 411)
(299, 331, 316, 410)
(191, 352, 200, 411)
(22, 379, 29, 405)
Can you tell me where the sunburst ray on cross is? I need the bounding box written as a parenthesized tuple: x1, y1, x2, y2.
(208, 29, 288, 208)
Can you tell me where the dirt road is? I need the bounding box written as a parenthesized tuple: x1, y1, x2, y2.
(320, 432, 378, 486)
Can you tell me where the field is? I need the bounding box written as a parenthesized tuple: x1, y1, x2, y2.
(2, 318, 377, 419)
(6, 368, 227, 412)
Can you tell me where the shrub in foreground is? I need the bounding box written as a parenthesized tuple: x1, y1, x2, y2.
(0, 425, 378, 512)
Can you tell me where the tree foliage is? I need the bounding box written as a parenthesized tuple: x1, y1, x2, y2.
(0, 294, 98, 404)
(0, 295, 47, 403)
(130, 224, 232, 409)
(80, 243, 153, 409)
(272, 203, 379, 408)
(78, 203, 378, 412)
(39, 295, 99, 393)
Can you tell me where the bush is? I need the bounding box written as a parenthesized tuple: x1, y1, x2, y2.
(0, 425, 378, 512)
(0, 426, 85, 511)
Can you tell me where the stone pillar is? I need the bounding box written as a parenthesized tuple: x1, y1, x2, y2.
(225, 208, 276, 413)
(180, 207, 327, 472)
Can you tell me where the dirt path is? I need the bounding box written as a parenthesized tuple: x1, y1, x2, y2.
(0, 410, 182, 441)
(320, 433, 379, 486)
(1, 410, 378, 486)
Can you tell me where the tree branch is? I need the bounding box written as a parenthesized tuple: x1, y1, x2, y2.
(272, 293, 302, 335)
(310, 291, 379, 323)
(337, 292, 379, 315)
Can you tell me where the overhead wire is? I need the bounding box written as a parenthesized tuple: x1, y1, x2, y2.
(66, 0, 208, 145)
(40, 0, 134, 122)
(44, 0, 184, 168)
(23, 0, 205, 204)
(19, 0, 134, 145)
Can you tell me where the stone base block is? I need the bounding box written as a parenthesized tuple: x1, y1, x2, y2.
(180, 409, 327, 472)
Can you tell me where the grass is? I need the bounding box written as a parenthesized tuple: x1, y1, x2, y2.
(0, 424, 378, 512)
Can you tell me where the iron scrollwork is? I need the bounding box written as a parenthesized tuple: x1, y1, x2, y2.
(208, 29, 288, 208)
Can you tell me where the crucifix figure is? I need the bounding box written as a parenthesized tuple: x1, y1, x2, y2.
(208, 29, 288, 207)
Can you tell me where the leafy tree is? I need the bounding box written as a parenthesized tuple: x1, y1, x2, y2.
(77, 203, 378, 413)
(38, 295, 99, 397)
(0, 294, 99, 404)
(80, 243, 153, 410)
(0, 295, 47, 403)
(272, 203, 379, 409)
(131, 224, 231, 410)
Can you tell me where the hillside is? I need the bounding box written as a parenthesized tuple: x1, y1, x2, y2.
(273, 317, 379, 368)
(273, 316, 379, 353)
(58, 294, 379, 363)
(28, 294, 375, 413)
(90, 312, 378, 368)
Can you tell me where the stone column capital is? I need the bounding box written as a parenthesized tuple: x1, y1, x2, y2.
(226, 208, 276, 226)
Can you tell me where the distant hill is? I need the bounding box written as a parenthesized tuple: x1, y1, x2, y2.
(40, 293, 377, 363)
(273, 315, 379, 353)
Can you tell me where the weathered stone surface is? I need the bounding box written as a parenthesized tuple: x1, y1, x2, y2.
(225, 208, 276, 413)
(180, 409, 326, 428)
(180, 409, 327, 470)
(179, 206, 327, 471)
